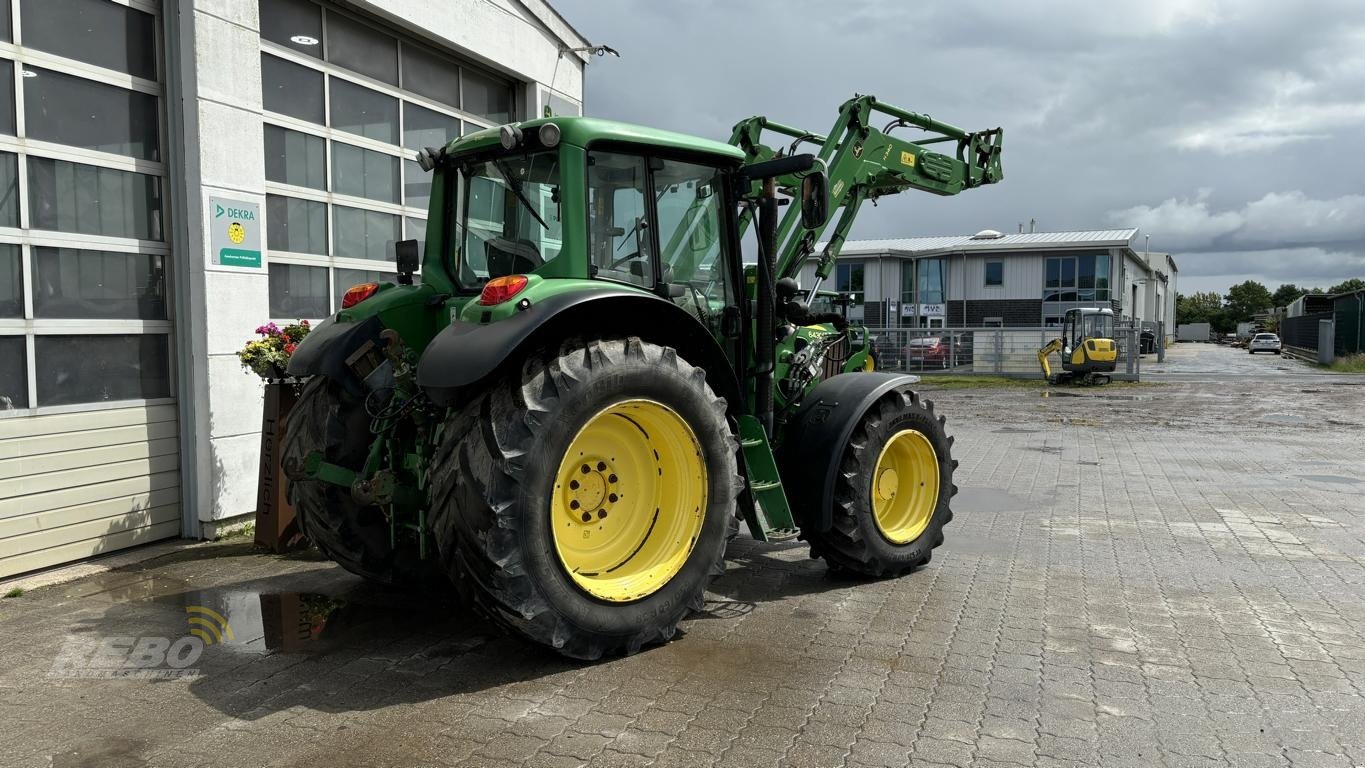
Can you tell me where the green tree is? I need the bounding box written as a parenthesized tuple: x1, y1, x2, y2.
(1329, 277, 1365, 294)
(1176, 292, 1223, 325)
(1271, 283, 1305, 307)
(1223, 280, 1274, 323)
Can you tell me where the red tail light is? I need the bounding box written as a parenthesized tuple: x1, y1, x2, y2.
(341, 282, 379, 309)
(480, 274, 529, 305)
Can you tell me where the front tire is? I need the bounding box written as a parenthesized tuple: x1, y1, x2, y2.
(428, 337, 740, 660)
(803, 389, 955, 577)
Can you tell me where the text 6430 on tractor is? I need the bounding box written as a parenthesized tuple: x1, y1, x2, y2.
(282, 95, 1004, 659)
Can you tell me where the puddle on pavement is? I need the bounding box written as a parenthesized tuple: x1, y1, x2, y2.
(1040, 390, 1085, 398)
(992, 426, 1044, 434)
(1260, 413, 1300, 424)
(1025, 445, 1064, 454)
(153, 586, 469, 656)
(1299, 475, 1363, 485)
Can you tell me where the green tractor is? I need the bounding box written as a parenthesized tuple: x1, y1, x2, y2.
(282, 95, 1004, 659)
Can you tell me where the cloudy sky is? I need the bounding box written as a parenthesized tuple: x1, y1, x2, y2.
(553, 0, 1365, 295)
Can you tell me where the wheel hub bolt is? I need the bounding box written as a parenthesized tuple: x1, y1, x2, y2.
(569, 479, 580, 490)
(608, 474, 617, 483)
(608, 493, 619, 503)
(581, 464, 590, 474)
(570, 500, 580, 510)
(581, 511, 592, 523)
(596, 461, 607, 471)
(597, 510, 607, 520)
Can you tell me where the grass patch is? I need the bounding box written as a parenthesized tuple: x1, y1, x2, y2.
(917, 376, 1044, 389)
(1326, 354, 1365, 373)
(915, 376, 1159, 390)
(3, 587, 23, 599)
(216, 520, 255, 541)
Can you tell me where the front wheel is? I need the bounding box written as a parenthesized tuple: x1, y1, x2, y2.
(428, 338, 740, 660)
(803, 389, 955, 577)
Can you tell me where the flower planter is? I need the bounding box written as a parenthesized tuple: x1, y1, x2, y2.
(254, 380, 305, 552)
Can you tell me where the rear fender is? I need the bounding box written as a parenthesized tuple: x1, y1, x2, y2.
(778, 372, 922, 533)
(285, 315, 384, 397)
(416, 289, 742, 413)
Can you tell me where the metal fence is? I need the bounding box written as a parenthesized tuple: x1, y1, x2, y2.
(866, 325, 1143, 380)
(1280, 312, 1332, 355)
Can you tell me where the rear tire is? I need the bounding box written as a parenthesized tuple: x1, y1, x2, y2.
(804, 389, 955, 577)
(282, 378, 439, 587)
(428, 337, 740, 660)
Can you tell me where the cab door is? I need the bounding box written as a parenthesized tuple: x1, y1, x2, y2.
(651, 157, 744, 363)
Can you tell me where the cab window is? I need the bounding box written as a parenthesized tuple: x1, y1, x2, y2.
(654, 158, 731, 309)
(586, 151, 652, 288)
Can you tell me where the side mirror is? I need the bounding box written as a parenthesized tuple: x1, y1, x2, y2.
(800, 171, 829, 230)
(394, 239, 420, 285)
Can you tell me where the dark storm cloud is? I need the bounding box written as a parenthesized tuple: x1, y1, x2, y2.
(554, 0, 1365, 294)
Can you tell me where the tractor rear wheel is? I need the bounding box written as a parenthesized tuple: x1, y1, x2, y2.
(283, 378, 437, 587)
(805, 389, 955, 577)
(428, 337, 739, 660)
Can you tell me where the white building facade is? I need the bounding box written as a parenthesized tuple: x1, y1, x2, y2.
(0, 0, 587, 577)
(801, 229, 1177, 333)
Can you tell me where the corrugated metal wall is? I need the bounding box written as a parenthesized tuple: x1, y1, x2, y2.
(0, 405, 180, 578)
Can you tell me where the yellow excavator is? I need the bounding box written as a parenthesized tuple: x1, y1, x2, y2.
(1038, 307, 1118, 385)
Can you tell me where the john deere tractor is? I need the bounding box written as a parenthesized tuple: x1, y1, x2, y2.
(282, 95, 1004, 659)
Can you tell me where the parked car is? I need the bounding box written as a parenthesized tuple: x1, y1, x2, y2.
(1248, 332, 1282, 354)
(904, 335, 972, 369)
(905, 337, 949, 368)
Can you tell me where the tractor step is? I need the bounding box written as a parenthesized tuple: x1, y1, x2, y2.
(737, 415, 798, 543)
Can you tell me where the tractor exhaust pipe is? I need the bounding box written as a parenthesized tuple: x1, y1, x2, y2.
(756, 177, 779, 437)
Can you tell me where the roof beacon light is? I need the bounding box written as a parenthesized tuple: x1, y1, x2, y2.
(539, 122, 561, 148)
(499, 124, 523, 150)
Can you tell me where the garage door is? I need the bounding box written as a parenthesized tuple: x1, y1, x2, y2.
(0, 0, 180, 578)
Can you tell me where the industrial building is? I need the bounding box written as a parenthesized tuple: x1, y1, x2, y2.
(0, 0, 587, 577)
(800, 228, 1177, 333)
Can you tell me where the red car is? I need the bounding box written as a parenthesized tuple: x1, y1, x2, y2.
(905, 336, 951, 368)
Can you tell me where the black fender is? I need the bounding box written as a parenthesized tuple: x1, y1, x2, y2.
(778, 372, 922, 533)
(285, 315, 384, 397)
(417, 288, 742, 412)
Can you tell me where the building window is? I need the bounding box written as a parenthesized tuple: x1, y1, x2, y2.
(20, 0, 158, 80)
(985, 260, 1003, 287)
(1, 0, 172, 414)
(259, 0, 515, 318)
(900, 258, 945, 311)
(1044, 252, 1109, 303)
(836, 262, 864, 302)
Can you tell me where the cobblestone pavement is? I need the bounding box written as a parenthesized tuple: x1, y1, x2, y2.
(2, 345, 1364, 768)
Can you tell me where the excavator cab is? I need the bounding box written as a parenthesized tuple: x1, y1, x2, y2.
(1039, 307, 1118, 385)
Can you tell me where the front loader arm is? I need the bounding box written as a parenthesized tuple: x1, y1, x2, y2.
(730, 95, 1004, 286)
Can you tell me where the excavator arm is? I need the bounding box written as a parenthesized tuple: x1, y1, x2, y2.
(729, 95, 1004, 288)
(1037, 338, 1063, 381)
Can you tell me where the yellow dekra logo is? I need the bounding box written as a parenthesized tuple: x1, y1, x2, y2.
(227, 221, 246, 245)
(185, 605, 235, 646)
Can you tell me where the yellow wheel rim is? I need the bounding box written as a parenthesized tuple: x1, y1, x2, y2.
(870, 429, 939, 544)
(552, 399, 707, 602)
(862, 353, 876, 372)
